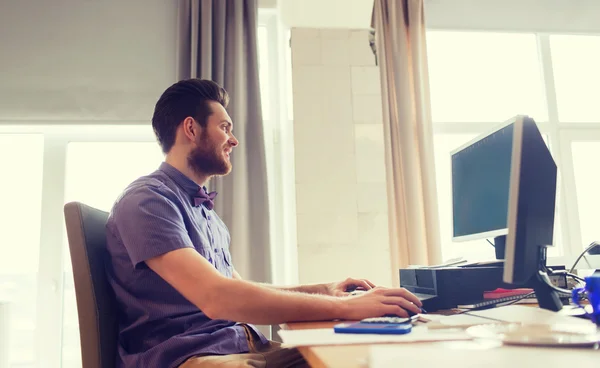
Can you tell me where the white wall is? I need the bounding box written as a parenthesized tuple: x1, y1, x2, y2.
(425, 0, 600, 33)
(290, 28, 393, 286)
(0, 0, 178, 122)
(278, 0, 600, 33)
(280, 0, 374, 29)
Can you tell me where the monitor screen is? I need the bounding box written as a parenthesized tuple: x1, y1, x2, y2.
(451, 123, 514, 240)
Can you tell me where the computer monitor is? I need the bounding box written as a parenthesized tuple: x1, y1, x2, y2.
(450, 119, 514, 259)
(451, 115, 563, 311)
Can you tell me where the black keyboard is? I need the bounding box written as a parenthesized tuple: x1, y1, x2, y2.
(457, 291, 570, 310)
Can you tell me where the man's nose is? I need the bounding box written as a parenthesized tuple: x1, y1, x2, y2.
(229, 134, 239, 147)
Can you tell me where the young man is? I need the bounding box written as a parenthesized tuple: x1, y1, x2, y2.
(105, 79, 422, 368)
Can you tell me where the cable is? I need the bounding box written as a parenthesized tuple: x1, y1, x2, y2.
(569, 241, 600, 273)
(537, 269, 573, 295)
(486, 239, 494, 247)
(566, 272, 585, 283)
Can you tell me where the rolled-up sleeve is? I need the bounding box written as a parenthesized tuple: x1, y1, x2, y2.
(113, 184, 193, 268)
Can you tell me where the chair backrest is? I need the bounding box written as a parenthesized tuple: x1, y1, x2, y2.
(64, 202, 118, 368)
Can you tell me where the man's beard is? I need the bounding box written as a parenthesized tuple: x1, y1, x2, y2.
(187, 133, 231, 177)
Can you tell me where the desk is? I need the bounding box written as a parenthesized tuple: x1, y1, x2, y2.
(281, 321, 367, 368)
(282, 311, 600, 368)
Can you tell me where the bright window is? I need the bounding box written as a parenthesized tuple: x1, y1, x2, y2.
(550, 35, 600, 123)
(0, 134, 44, 367)
(61, 142, 164, 367)
(427, 31, 547, 123)
(427, 30, 592, 265)
(258, 25, 271, 121)
(571, 141, 600, 249)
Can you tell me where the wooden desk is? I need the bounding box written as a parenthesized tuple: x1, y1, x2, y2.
(281, 314, 600, 368)
(280, 309, 469, 367)
(281, 321, 368, 368)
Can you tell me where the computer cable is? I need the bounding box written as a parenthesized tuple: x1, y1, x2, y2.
(569, 241, 600, 273)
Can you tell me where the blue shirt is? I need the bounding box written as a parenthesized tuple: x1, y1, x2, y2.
(105, 162, 266, 368)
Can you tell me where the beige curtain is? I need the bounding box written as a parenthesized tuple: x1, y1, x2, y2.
(176, 0, 271, 283)
(372, 0, 442, 285)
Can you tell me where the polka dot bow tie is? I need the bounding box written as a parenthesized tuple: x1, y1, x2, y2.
(194, 187, 217, 210)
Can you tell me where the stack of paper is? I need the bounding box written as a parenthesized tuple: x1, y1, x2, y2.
(278, 325, 471, 347)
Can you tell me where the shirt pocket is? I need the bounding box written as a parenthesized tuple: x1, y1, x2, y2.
(221, 248, 231, 265)
(221, 249, 234, 276)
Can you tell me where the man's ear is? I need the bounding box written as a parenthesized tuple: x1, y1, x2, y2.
(181, 117, 200, 142)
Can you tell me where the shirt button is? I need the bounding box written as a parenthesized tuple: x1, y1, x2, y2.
(207, 215, 211, 220)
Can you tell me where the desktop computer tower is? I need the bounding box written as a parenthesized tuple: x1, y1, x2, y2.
(399, 266, 567, 311)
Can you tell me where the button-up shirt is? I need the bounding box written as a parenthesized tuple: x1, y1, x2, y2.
(105, 162, 266, 368)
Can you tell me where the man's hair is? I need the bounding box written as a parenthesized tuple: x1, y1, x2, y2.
(152, 79, 229, 153)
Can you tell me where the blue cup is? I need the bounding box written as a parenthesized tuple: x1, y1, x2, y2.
(572, 274, 600, 325)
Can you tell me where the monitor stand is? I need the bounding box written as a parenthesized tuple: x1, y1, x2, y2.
(531, 247, 563, 312)
(493, 235, 506, 260)
(494, 238, 563, 311)
(530, 270, 563, 311)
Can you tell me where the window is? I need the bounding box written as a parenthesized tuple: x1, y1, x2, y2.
(0, 125, 160, 368)
(571, 140, 600, 249)
(427, 31, 547, 123)
(550, 35, 600, 123)
(258, 12, 298, 286)
(258, 25, 271, 121)
(427, 31, 600, 265)
(0, 134, 43, 367)
(61, 142, 164, 367)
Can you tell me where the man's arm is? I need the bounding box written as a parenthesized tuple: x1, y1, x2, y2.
(147, 248, 422, 325)
(232, 270, 375, 296)
(232, 269, 328, 294)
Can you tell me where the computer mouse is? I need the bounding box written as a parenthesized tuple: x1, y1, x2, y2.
(385, 307, 425, 318)
(345, 285, 358, 292)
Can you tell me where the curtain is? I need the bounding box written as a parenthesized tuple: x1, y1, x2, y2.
(177, 0, 271, 283)
(372, 0, 442, 285)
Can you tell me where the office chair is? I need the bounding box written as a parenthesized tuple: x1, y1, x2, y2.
(64, 202, 118, 368)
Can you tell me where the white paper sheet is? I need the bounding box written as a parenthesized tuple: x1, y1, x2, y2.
(424, 313, 493, 329)
(277, 326, 471, 347)
(368, 343, 600, 368)
(468, 305, 595, 327)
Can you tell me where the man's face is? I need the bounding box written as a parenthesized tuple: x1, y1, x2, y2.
(187, 101, 238, 177)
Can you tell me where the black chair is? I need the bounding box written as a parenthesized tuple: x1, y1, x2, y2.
(64, 202, 118, 368)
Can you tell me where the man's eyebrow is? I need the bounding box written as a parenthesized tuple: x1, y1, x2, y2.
(221, 120, 233, 128)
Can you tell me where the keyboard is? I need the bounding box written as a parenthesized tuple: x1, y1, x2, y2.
(361, 314, 420, 324)
(457, 291, 570, 310)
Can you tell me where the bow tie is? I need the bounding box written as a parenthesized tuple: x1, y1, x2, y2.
(194, 187, 217, 210)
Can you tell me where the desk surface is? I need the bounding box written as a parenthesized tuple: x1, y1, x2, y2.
(281, 313, 600, 368)
(281, 321, 367, 368)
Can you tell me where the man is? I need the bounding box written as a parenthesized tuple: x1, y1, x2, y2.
(106, 78, 422, 368)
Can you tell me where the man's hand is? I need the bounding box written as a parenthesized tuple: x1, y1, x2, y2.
(325, 277, 376, 297)
(340, 287, 423, 319)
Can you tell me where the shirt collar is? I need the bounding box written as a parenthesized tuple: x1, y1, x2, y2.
(159, 161, 201, 198)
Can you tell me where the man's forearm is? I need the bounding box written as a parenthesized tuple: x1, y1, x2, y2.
(206, 278, 345, 324)
(232, 270, 329, 295)
(263, 283, 329, 295)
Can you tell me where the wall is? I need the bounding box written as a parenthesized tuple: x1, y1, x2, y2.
(425, 0, 600, 33)
(0, 0, 178, 122)
(280, 0, 374, 29)
(278, 0, 600, 32)
(290, 28, 393, 286)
